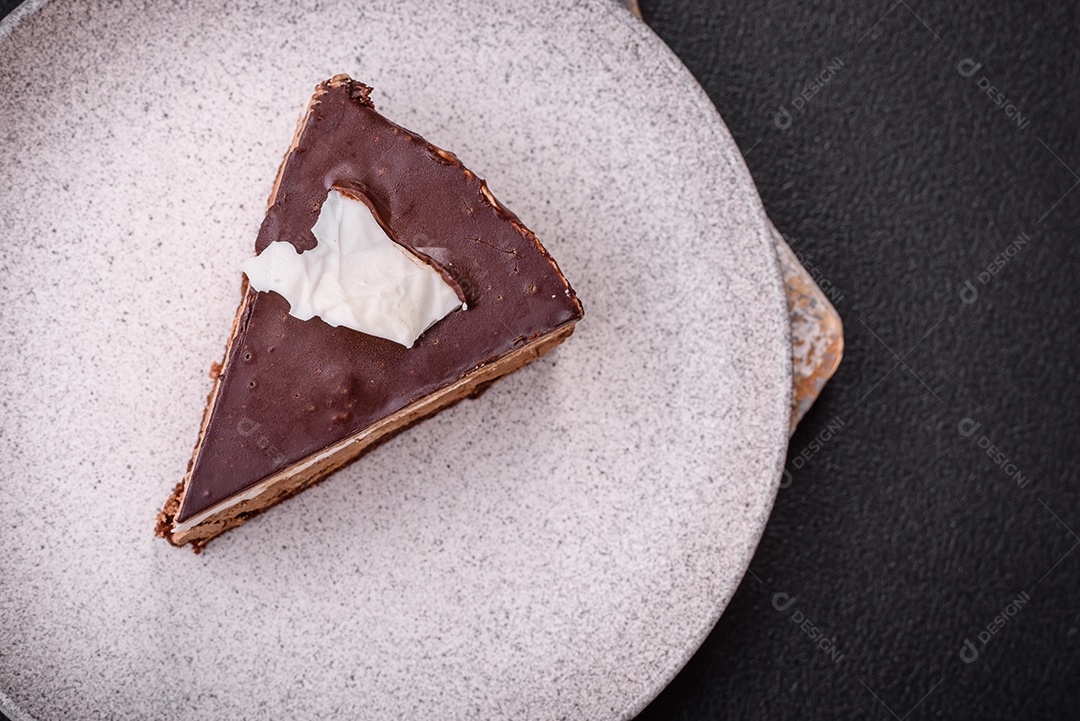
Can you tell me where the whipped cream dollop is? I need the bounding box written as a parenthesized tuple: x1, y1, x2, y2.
(242, 189, 464, 348)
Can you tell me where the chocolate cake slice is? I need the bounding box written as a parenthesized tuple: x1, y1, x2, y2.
(156, 75, 583, 551)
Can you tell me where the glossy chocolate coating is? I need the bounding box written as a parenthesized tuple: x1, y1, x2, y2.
(176, 78, 582, 522)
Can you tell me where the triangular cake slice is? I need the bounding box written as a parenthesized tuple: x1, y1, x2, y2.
(157, 75, 583, 551)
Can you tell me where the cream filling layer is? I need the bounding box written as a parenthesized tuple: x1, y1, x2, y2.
(171, 367, 484, 535)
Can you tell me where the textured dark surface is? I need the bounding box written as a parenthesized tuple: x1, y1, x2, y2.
(2, 0, 1078, 719)
(631, 0, 1080, 719)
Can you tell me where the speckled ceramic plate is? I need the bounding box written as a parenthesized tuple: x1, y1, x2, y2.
(0, 1, 790, 719)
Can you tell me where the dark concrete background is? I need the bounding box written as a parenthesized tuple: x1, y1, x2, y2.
(632, 1, 1080, 718)
(1, 1, 1077, 719)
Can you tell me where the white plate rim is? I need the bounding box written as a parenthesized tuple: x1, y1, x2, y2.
(0, 1, 792, 718)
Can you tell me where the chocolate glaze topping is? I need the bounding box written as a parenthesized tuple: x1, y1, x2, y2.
(176, 77, 582, 522)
